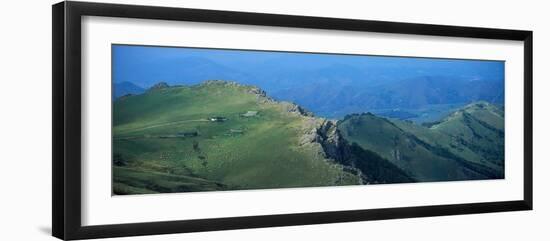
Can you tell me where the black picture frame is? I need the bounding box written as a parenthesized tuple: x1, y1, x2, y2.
(52, 1, 533, 240)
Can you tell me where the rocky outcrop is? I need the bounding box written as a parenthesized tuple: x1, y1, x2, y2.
(249, 87, 277, 104)
(278, 102, 313, 117)
(246, 86, 267, 97)
(315, 120, 350, 163)
(288, 103, 314, 117)
(306, 119, 415, 184)
(299, 119, 359, 170)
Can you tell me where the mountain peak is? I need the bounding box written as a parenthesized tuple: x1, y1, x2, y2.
(342, 112, 378, 121)
(464, 100, 491, 109)
(148, 82, 170, 91)
(458, 101, 503, 117)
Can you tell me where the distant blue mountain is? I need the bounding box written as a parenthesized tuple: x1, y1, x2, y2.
(113, 81, 145, 98)
(112, 45, 504, 119)
(271, 75, 503, 119)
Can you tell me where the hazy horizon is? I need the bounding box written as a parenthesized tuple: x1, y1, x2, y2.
(112, 44, 504, 121)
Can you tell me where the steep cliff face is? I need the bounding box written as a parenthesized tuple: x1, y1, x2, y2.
(316, 120, 350, 163)
(312, 119, 415, 184)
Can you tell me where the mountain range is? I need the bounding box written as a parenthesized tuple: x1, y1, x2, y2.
(112, 53, 504, 120)
(112, 81, 504, 194)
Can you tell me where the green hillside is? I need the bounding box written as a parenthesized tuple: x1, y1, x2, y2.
(113, 81, 364, 194)
(428, 101, 504, 169)
(113, 81, 504, 194)
(338, 102, 504, 182)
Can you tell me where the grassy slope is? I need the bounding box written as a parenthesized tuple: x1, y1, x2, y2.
(113, 81, 361, 194)
(338, 101, 504, 181)
(429, 101, 504, 170)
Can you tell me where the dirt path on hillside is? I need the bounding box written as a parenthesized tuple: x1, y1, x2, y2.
(120, 119, 210, 133)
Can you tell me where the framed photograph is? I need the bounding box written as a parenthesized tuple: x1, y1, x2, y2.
(52, 1, 533, 240)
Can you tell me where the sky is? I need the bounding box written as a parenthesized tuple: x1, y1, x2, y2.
(112, 44, 505, 89)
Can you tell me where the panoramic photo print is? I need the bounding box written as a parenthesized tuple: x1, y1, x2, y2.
(112, 44, 505, 195)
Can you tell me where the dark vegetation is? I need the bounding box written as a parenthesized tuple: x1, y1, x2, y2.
(342, 143, 415, 184)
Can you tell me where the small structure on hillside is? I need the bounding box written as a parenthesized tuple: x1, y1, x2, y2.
(209, 116, 227, 122)
(241, 111, 258, 117)
(225, 129, 245, 137)
(229, 129, 244, 134)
